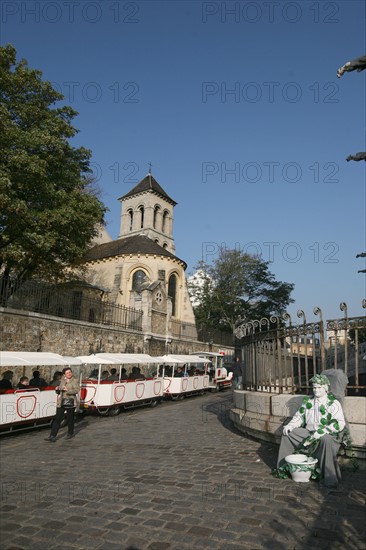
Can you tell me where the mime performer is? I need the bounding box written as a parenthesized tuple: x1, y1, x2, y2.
(277, 374, 346, 488)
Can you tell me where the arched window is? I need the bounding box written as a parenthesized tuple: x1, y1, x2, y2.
(153, 205, 160, 229)
(155, 239, 159, 244)
(128, 209, 133, 231)
(163, 243, 168, 249)
(139, 206, 144, 228)
(162, 210, 169, 233)
(168, 274, 177, 316)
(132, 270, 148, 292)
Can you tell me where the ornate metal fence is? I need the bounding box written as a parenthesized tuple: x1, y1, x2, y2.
(171, 319, 198, 340)
(0, 276, 143, 331)
(234, 300, 366, 395)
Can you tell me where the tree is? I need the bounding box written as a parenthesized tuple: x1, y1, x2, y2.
(0, 44, 106, 282)
(189, 248, 295, 334)
(348, 328, 366, 345)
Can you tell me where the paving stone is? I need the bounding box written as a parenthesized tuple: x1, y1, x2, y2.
(188, 525, 214, 537)
(164, 521, 189, 532)
(96, 543, 122, 550)
(66, 514, 89, 523)
(159, 512, 183, 521)
(148, 542, 172, 550)
(6, 536, 29, 548)
(42, 520, 67, 530)
(211, 529, 241, 541)
(55, 531, 82, 543)
(1, 523, 20, 532)
(143, 518, 166, 527)
(238, 516, 262, 526)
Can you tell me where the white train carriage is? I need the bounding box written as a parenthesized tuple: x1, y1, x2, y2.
(0, 352, 82, 433)
(191, 351, 232, 391)
(77, 353, 165, 415)
(158, 355, 210, 399)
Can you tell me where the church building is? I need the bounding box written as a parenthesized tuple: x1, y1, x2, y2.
(82, 172, 197, 353)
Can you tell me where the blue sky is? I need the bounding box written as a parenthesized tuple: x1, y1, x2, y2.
(2, 0, 365, 322)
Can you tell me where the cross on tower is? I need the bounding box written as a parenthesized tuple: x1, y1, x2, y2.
(148, 162, 152, 174)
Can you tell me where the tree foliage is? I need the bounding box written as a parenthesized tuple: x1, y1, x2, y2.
(348, 328, 366, 345)
(189, 248, 295, 333)
(0, 44, 106, 281)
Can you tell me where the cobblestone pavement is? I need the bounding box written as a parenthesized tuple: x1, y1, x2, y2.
(0, 391, 365, 550)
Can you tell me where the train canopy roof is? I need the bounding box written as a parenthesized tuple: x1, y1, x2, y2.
(0, 352, 82, 367)
(192, 351, 225, 358)
(162, 354, 208, 364)
(94, 353, 166, 364)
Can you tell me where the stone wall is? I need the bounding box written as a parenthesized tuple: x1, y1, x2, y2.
(151, 309, 167, 335)
(0, 307, 145, 356)
(0, 307, 234, 359)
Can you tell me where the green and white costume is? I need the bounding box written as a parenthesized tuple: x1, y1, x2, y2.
(277, 376, 346, 487)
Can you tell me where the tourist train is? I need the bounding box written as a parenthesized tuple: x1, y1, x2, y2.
(0, 351, 232, 433)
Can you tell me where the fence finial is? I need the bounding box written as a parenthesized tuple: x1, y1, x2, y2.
(283, 312, 292, 326)
(297, 309, 306, 324)
(313, 306, 323, 321)
(260, 317, 270, 330)
(270, 315, 279, 327)
(340, 302, 348, 319)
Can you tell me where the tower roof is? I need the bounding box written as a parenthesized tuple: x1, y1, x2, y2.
(84, 234, 186, 268)
(119, 173, 177, 206)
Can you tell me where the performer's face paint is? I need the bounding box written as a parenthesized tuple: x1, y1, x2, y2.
(313, 384, 328, 399)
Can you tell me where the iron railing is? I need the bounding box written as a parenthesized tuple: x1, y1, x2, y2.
(171, 319, 198, 339)
(0, 276, 143, 331)
(197, 326, 235, 347)
(234, 301, 366, 395)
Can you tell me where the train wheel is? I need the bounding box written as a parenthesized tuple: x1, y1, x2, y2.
(150, 399, 158, 408)
(97, 407, 110, 416)
(108, 406, 121, 416)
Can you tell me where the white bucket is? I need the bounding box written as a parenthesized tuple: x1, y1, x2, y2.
(285, 454, 318, 483)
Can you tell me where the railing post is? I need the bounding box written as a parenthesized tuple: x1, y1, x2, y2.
(314, 306, 326, 372)
(283, 312, 294, 392)
(340, 302, 348, 376)
(297, 310, 308, 385)
(270, 315, 282, 393)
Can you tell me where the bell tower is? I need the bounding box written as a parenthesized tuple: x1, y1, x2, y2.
(118, 171, 177, 254)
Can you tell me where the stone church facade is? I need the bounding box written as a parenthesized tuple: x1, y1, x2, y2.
(82, 173, 197, 352)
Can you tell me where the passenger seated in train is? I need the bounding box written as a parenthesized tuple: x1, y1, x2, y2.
(164, 366, 173, 377)
(175, 367, 184, 377)
(0, 370, 14, 389)
(49, 371, 63, 387)
(136, 367, 145, 380)
(29, 370, 48, 388)
(17, 376, 30, 389)
(120, 367, 128, 380)
(108, 368, 119, 381)
(128, 366, 145, 380)
(89, 369, 99, 380)
(101, 370, 110, 380)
